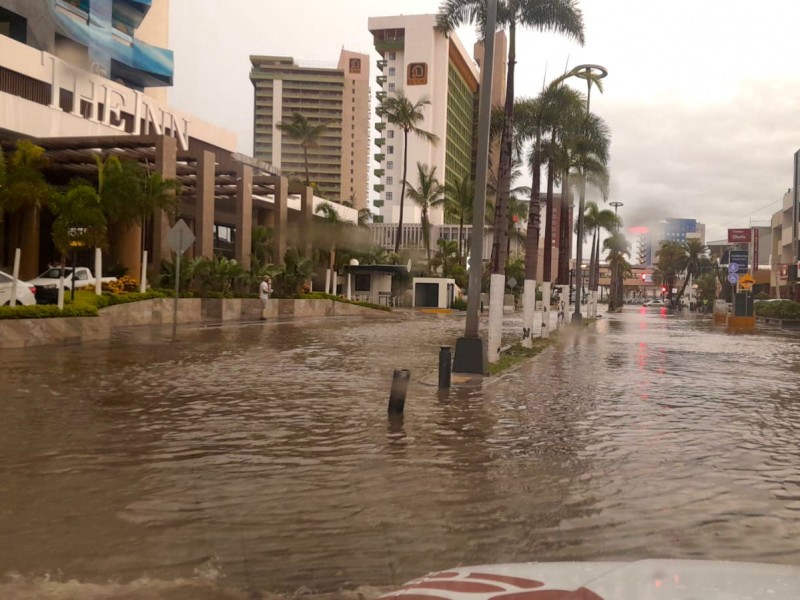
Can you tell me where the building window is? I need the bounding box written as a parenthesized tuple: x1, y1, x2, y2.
(388, 52, 396, 60)
(388, 67, 396, 76)
(388, 83, 395, 92)
(387, 161, 394, 170)
(387, 130, 394, 139)
(387, 177, 393, 185)
(387, 192, 393, 201)
(354, 274, 371, 292)
(387, 145, 394, 154)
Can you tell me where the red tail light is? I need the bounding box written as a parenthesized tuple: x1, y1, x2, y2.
(29, 286, 36, 294)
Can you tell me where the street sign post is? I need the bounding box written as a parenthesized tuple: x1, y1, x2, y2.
(166, 219, 196, 339)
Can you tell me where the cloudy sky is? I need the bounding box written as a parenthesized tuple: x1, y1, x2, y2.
(169, 0, 800, 242)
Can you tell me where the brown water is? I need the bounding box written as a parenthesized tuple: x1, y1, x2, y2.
(2, 309, 800, 599)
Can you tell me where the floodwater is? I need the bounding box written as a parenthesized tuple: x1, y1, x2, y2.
(2, 308, 800, 599)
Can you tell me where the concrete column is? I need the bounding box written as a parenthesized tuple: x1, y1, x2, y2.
(235, 164, 253, 271)
(195, 150, 216, 259)
(20, 206, 41, 279)
(264, 210, 276, 228)
(273, 176, 289, 266)
(153, 135, 178, 266)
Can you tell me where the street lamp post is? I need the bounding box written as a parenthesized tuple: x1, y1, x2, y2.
(452, 0, 497, 375)
(572, 64, 607, 324)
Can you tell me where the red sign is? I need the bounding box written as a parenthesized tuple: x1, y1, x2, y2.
(752, 227, 759, 272)
(728, 228, 752, 243)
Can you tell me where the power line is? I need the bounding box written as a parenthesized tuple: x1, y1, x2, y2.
(705, 198, 784, 236)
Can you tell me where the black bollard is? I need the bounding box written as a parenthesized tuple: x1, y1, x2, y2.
(438, 346, 452, 389)
(388, 369, 410, 415)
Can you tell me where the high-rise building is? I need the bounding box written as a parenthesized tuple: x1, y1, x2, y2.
(250, 50, 370, 209)
(369, 14, 503, 226)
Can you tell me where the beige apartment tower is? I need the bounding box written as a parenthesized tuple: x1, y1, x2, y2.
(250, 49, 370, 209)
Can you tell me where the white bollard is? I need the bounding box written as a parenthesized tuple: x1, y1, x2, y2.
(346, 273, 352, 300)
(57, 269, 65, 310)
(325, 269, 331, 295)
(140, 250, 148, 293)
(487, 273, 505, 363)
(10, 248, 21, 307)
(521, 279, 536, 348)
(542, 281, 552, 338)
(94, 248, 102, 296)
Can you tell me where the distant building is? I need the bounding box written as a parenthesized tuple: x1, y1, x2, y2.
(368, 14, 506, 230)
(771, 188, 797, 297)
(250, 50, 371, 209)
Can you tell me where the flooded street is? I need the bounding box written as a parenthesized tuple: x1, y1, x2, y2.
(2, 309, 800, 599)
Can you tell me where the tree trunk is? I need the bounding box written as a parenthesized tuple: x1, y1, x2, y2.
(557, 174, 571, 285)
(524, 133, 541, 281)
(543, 160, 555, 282)
(303, 146, 311, 187)
(394, 129, 409, 254)
(490, 19, 516, 274)
(423, 210, 431, 270)
(588, 228, 597, 290)
(458, 215, 464, 265)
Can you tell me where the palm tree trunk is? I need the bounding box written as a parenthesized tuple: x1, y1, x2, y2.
(423, 211, 431, 270)
(543, 160, 555, 282)
(588, 228, 597, 290)
(557, 173, 571, 285)
(458, 215, 464, 265)
(524, 134, 541, 281)
(394, 129, 409, 254)
(491, 18, 516, 275)
(303, 146, 310, 187)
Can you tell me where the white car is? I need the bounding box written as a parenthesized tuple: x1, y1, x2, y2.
(0, 270, 36, 306)
(643, 299, 666, 307)
(29, 266, 116, 304)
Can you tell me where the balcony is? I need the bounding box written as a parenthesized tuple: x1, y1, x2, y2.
(374, 184, 385, 193)
(374, 153, 386, 162)
(374, 168, 385, 178)
(375, 137, 386, 148)
(375, 105, 386, 118)
(376, 75, 387, 86)
(374, 122, 386, 132)
(377, 59, 388, 71)
(373, 215, 384, 223)
(376, 90, 387, 102)
(375, 39, 404, 53)
(373, 200, 385, 208)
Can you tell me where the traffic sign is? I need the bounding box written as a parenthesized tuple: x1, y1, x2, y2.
(166, 219, 195, 255)
(728, 250, 748, 273)
(739, 274, 755, 290)
(728, 273, 739, 285)
(728, 262, 739, 274)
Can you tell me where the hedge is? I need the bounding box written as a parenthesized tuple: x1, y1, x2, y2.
(0, 304, 98, 320)
(755, 300, 800, 320)
(300, 292, 391, 312)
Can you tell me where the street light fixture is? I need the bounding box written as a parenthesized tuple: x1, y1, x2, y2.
(572, 64, 608, 325)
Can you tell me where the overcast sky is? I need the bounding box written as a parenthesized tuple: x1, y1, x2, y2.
(169, 0, 800, 242)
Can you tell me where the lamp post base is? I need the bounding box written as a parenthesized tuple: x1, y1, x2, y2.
(453, 336, 488, 376)
(572, 311, 583, 325)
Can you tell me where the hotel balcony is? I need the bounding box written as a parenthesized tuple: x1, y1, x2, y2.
(376, 75, 387, 86)
(374, 184, 385, 193)
(374, 168, 385, 178)
(374, 122, 386, 132)
(374, 153, 386, 162)
(373, 200, 385, 208)
(377, 59, 388, 71)
(375, 138, 386, 147)
(376, 90, 387, 102)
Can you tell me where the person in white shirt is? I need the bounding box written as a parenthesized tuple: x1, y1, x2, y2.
(259, 275, 272, 320)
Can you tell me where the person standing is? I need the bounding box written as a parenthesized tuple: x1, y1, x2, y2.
(259, 275, 272, 320)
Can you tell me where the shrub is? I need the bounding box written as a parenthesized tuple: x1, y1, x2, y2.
(451, 297, 467, 311)
(0, 304, 98, 320)
(755, 300, 800, 320)
(298, 291, 390, 312)
(102, 276, 139, 294)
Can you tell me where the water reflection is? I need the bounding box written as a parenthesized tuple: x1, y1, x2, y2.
(1, 310, 800, 598)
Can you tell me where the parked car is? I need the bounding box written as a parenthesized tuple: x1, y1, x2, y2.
(0, 270, 37, 306)
(29, 267, 116, 304)
(643, 299, 666, 307)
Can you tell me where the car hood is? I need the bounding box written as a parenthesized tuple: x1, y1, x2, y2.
(380, 561, 800, 599)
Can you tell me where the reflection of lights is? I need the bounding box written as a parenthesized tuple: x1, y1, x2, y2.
(655, 580, 662, 588)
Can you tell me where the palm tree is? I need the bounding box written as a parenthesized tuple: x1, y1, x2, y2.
(276, 112, 329, 187)
(655, 240, 685, 305)
(603, 231, 630, 312)
(581, 201, 617, 294)
(315, 202, 345, 293)
(444, 174, 474, 264)
(436, 238, 460, 277)
(404, 163, 446, 269)
(438, 0, 585, 275)
(381, 93, 439, 254)
(676, 238, 709, 304)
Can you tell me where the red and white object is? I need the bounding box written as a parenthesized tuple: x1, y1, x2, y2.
(381, 561, 800, 600)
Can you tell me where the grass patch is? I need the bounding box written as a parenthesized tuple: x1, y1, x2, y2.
(489, 338, 553, 375)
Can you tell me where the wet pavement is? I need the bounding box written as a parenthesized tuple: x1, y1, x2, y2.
(1, 307, 800, 599)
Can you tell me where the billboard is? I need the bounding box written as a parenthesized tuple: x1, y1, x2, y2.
(728, 228, 752, 243)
